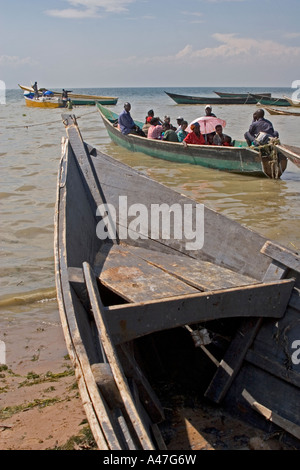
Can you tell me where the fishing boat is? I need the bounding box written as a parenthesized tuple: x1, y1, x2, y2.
(264, 106, 300, 116)
(250, 94, 291, 107)
(282, 96, 300, 108)
(276, 144, 300, 168)
(165, 91, 258, 105)
(18, 84, 118, 106)
(55, 113, 300, 450)
(214, 91, 271, 98)
(97, 103, 287, 179)
(24, 95, 65, 108)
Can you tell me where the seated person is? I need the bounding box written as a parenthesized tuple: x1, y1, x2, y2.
(176, 116, 184, 132)
(244, 109, 279, 146)
(118, 102, 145, 136)
(147, 117, 164, 139)
(162, 123, 179, 142)
(213, 125, 231, 146)
(177, 120, 188, 142)
(223, 135, 233, 146)
(146, 109, 154, 123)
(207, 133, 215, 145)
(183, 122, 206, 146)
(163, 115, 177, 131)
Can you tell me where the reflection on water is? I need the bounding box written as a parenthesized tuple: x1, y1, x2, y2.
(1, 88, 300, 312)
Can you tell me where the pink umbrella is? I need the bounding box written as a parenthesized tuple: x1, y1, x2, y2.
(187, 116, 226, 134)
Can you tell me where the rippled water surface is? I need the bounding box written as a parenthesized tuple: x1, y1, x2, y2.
(1, 87, 300, 319)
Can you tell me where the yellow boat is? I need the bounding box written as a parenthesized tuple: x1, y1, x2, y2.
(24, 95, 65, 108)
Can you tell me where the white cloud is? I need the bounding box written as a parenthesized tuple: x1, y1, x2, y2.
(135, 33, 300, 65)
(46, 0, 136, 18)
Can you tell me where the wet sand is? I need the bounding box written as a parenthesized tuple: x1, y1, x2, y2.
(0, 301, 295, 451)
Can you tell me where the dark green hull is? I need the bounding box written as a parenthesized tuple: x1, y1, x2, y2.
(97, 104, 287, 179)
(71, 98, 118, 106)
(250, 94, 291, 107)
(165, 91, 258, 105)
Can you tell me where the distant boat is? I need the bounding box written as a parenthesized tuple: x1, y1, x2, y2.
(165, 91, 258, 105)
(276, 144, 300, 168)
(264, 106, 300, 116)
(18, 84, 118, 105)
(97, 103, 287, 179)
(249, 94, 291, 107)
(214, 91, 272, 98)
(24, 95, 65, 108)
(282, 96, 300, 108)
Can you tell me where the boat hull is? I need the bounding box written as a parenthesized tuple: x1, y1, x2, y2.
(24, 96, 65, 108)
(250, 94, 291, 107)
(264, 106, 300, 116)
(276, 144, 300, 168)
(97, 103, 287, 179)
(165, 91, 258, 105)
(214, 91, 271, 98)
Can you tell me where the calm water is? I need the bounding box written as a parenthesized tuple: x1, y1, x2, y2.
(1, 87, 300, 320)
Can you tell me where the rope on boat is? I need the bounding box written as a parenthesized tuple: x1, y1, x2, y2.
(258, 137, 281, 179)
(6, 109, 98, 129)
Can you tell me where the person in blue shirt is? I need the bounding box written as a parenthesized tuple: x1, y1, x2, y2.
(244, 109, 279, 146)
(118, 103, 145, 136)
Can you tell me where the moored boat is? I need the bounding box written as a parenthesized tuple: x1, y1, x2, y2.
(282, 96, 300, 107)
(165, 91, 258, 105)
(24, 95, 65, 108)
(264, 106, 300, 116)
(97, 103, 287, 179)
(276, 144, 300, 168)
(214, 91, 271, 98)
(18, 84, 118, 105)
(55, 113, 300, 449)
(250, 94, 291, 107)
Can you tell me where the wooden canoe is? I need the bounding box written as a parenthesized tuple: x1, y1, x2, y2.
(24, 95, 65, 108)
(276, 144, 300, 168)
(214, 91, 272, 98)
(18, 84, 118, 105)
(250, 94, 291, 107)
(55, 113, 300, 450)
(165, 91, 258, 105)
(264, 106, 300, 116)
(97, 103, 287, 179)
(283, 96, 300, 107)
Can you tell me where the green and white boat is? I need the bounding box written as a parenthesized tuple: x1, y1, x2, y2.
(97, 103, 287, 179)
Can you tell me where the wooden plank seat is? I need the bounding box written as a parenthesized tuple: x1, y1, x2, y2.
(91, 244, 295, 345)
(95, 244, 260, 303)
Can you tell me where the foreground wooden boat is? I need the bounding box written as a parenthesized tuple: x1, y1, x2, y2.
(165, 91, 258, 105)
(214, 91, 271, 98)
(264, 106, 300, 116)
(276, 144, 300, 168)
(97, 103, 287, 179)
(18, 84, 118, 105)
(55, 113, 300, 450)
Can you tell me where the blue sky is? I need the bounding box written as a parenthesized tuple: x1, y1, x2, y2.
(1, 0, 300, 89)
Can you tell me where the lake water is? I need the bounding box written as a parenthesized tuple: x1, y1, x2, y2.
(1, 86, 300, 324)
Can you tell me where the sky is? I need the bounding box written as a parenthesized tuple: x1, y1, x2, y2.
(1, 0, 300, 89)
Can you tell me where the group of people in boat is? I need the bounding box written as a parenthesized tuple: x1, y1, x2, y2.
(117, 102, 279, 148)
(118, 102, 233, 146)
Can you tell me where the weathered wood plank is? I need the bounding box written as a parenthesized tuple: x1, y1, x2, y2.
(261, 241, 300, 274)
(126, 245, 258, 292)
(83, 262, 155, 450)
(242, 389, 300, 440)
(204, 260, 289, 404)
(97, 246, 198, 303)
(105, 279, 294, 345)
(245, 349, 300, 388)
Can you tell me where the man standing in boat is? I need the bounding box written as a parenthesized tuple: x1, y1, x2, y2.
(118, 102, 145, 136)
(33, 81, 39, 99)
(244, 109, 279, 146)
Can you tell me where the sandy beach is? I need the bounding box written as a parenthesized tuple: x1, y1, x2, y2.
(0, 300, 296, 451)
